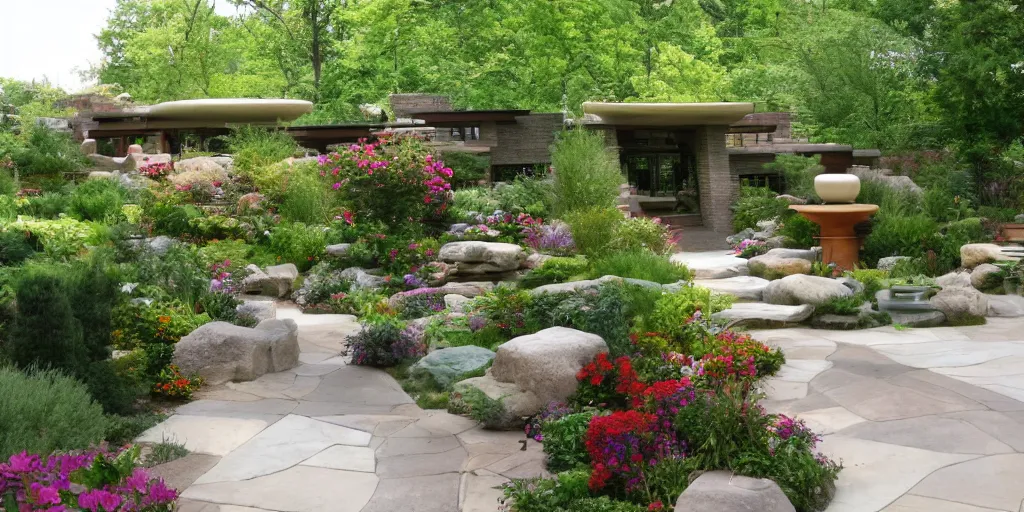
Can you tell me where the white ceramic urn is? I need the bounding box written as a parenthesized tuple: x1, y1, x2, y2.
(814, 173, 861, 203)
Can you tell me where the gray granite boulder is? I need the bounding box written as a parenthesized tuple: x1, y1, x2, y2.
(174, 156, 226, 174)
(776, 194, 807, 205)
(747, 248, 816, 279)
(763, 275, 854, 306)
(439, 241, 525, 274)
(877, 256, 910, 271)
(411, 346, 496, 388)
(325, 243, 351, 258)
(836, 276, 865, 296)
(961, 243, 1017, 269)
(81, 139, 97, 154)
(531, 275, 661, 295)
(937, 271, 973, 289)
(970, 263, 1004, 290)
(726, 228, 756, 245)
(455, 327, 607, 417)
(236, 299, 277, 323)
(241, 264, 299, 297)
(339, 267, 387, 290)
(173, 319, 299, 385)
(930, 286, 989, 323)
(444, 294, 472, 311)
(675, 471, 796, 512)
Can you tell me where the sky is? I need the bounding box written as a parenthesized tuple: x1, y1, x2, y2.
(0, 0, 238, 93)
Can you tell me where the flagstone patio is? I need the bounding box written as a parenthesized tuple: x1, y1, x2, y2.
(142, 303, 1024, 512)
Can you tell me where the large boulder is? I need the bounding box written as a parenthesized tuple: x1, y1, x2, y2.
(531, 275, 662, 296)
(671, 253, 749, 280)
(930, 287, 988, 324)
(676, 471, 796, 512)
(762, 275, 854, 306)
(850, 167, 923, 195)
(174, 156, 226, 174)
(877, 256, 910, 271)
(712, 303, 814, 327)
(236, 299, 277, 323)
(123, 153, 172, 171)
(325, 243, 351, 258)
(970, 263, 1004, 290)
(455, 327, 607, 417)
(86, 154, 123, 172)
(961, 243, 1017, 269)
(241, 264, 298, 298)
(438, 241, 525, 275)
(747, 248, 816, 279)
(937, 271, 972, 288)
(339, 267, 387, 291)
(80, 139, 97, 155)
(693, 276, 770, 302)
(410, 346, 496, 388)
(172, 319, 299, 385)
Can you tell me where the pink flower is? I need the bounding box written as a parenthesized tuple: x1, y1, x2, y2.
(333, 182, 342, 190)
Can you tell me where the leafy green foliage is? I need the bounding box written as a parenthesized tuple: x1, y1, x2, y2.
(777, 213, 819, 249)
(732, 186, 789, 232)
(461, 387, 514, 429)
(542, 412, 594, 472)
(766, 155, 823, 200)
(519, 257, 590, 289)
(0, 230, 35, 265)
(228, 126, 299, 183)
(566, 207, 623, 257)
(280, 167, 335, 224)
(8, 125, 88, 175)
(0, 367, 108, 459)
(589, 251, 691, 284)
(814, 295, 865, 316)
(68, 179, 127, 222)
(268, 222, 327, 272)
(551, 130, 621, 216)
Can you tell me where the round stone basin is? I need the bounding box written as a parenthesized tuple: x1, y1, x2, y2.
(789, 204, 880, 271)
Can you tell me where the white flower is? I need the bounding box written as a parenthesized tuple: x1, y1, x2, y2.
(120, 282, 138, 294)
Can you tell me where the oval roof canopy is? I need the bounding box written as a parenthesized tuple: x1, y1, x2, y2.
(582, 102, 754, 126)
(148, 98, 313, 123)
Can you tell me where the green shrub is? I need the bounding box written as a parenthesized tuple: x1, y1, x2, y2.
(566, 206, 623, 257)
(857, 180, 923, 218)
(280, 167, 334, 224)
(494, 176, 554, 218)
(814, 295, 864, 316)
(7, 266, 88, 375)
(198, 291, 244, 323)
(0, 367, 108, 459)
(732, 187, 789, 232)
(462, 387, 515, 429)
(734, 445, 842, 512)
(198, 239, 262, 277)
(20, 192, 69, 218)
(551, 129, 621, 216)
(640, 286, 733, 345)
(938, 217, 988, 272)
(349, 320, 424, 367)
(777, 212, 819, 249)
(104, 412, 165, 445)
(501, 469, 591, 512)
(846, 269, 889, 299)
(0, 168, 16, 196)
(525, 283, 641, 356)
(10, 124, 88, 175)
(519, 257, 590, 289)
(862, 214, 938, 267)
(81, 360, 141, 415)
(133, 244, 209, 305)
(228, 126, 298, 183)
(0, 229, 35, 265)
(144, 201, 203, 238)
(589, 250, 691, 284)
(0, 195, 17, 221)
(452, 187, 501, 219)
(765, 154, 822, 200)
(267, 222, 327, 272)
(68, 179, 126, 222)
(443, 151, 490, 187)
(609, 217, 674, 254)
(542, 412, 594, 472)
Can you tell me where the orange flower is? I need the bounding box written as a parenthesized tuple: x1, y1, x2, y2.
(158, 315, 171, 324)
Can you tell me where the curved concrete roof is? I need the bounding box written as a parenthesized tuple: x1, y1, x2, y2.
(582, 102, 755, 126)
(147, 99, 313, 122)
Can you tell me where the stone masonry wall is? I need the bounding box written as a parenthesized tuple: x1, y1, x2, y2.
(491, 113, 565, 166)
(388, 94, 452, 119)
(696, 125, 736, 233)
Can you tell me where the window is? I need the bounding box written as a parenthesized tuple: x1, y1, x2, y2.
(449, 126, 480, 141)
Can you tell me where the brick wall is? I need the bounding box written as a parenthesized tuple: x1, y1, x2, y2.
(696, 125, 735, 233)
(730, 153, 776, 175)
(388, 94, 451, 119)
(491, 113, 565, 166)
(736, 112, 794, 145)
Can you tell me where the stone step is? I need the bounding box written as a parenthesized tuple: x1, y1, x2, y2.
(712, 302, 814, 327)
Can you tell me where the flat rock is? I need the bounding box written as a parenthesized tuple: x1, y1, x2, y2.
(747, 251, 813, 279)
(184, 465, 378, 512)
(675, 471, 795, 512)
(712, 303, 815, 327)
(236, 299, 276, 323)
(439, 241, 525, 274)
(763, 274, 854, 306)
(173, 319, 299, 385)
(693, 276, 770, 302)
(909, 454, 1024, 511)
(301, 445, 376, 472)
(325, 243, 351, 258)
(147, 453, 220, 493)
(888, 310, 946, 328)
(444, 294, 471, 311)
(194, 414, 371, 484)
(937, 271, 972, 288)
(360, 474, 459, 512)
(453, 376, 542, 419)
(838, 416, 1012, 455)
(961, 243, 1017, 269)
(488, 327, 607, 408)
(136, 415, 268, 456)
(242, 264, 299, 297)
(410, 346, 495, 388)
(670, 251, 749, 279)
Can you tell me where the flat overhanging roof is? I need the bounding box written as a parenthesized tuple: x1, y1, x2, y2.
(582, 102, 755, 126)
(412, 110, 531, 125)
(85, 99, 313, 124)
(728, 143, 854, 155)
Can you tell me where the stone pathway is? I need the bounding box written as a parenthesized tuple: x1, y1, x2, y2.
(141, 300, 1024, 512)
(754, 318, 1024, 512)
(143, 303, 543, 512)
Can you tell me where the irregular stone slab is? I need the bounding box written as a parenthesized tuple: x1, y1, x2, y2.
(173, 319, 299, 385)
(361, 474, 459, 512)
(301, 445, 376, 472)
(869, 340, 1024, 369)
(236, 299, 276, 323)
(299, 365, 413, 406)
(909, 454, 1024, 511)
(693, 276, 769, 302)
(376, 447, 467, 478)
(773, 359, 833, 383)
(460, 471, 510, 512)
(823, 378, 984, 421)
(937, 271, 972, 288)
(410, 346, 496, 388)
(986, 294, 1024, 317)
(882, 494, 997, 512)
(439, 241, 525, 274)
(932, 357, 1024, 402)
(438, 281, 494, 297)
(763, 274, 854, 306)
(147, 453, 220, 494)
(817, 436, 978, 512)
(409, 411, 480, 436)
(184, 466, 378, 512)
(444, 294, 472, 311)
(712, 303, 814, 327)
(760, 378, 808, 400)
(747, 248, 817, 279)
(888, 310, 946, 328)
(675, 471, 795, 512)
(669, 251, 749, 279)
(241, 263, 298, 297)
(137, 415, 268, 456)
(838, 416, 1013, 455)
(941, 410, 1024, 452)
(194, 414, 371, 484)
(961, 243, 1017, 269)
(795, 407, 867, 435)
(487, 327, 607, 409)
(174, 398, 295, 420)
(376, 436, 462, 457)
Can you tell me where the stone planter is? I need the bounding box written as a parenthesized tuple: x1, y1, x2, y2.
(814, 174, 861, 204)
(999, 223, 1024, 243)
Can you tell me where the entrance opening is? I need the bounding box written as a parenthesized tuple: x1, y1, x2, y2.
(618, 129, 699, 216)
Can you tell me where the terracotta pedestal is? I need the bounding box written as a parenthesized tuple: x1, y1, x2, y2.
(789, 204, 879, 271)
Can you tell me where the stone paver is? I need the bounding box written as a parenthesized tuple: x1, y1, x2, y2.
(142, 296, 1024, 512)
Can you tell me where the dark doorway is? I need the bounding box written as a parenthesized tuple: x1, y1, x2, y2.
(618, 129, 699, 214)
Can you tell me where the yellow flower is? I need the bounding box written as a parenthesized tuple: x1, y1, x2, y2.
(158, 315, 171, 324)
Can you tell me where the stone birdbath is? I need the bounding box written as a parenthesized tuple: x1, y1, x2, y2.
(789, 174, 878, 271)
